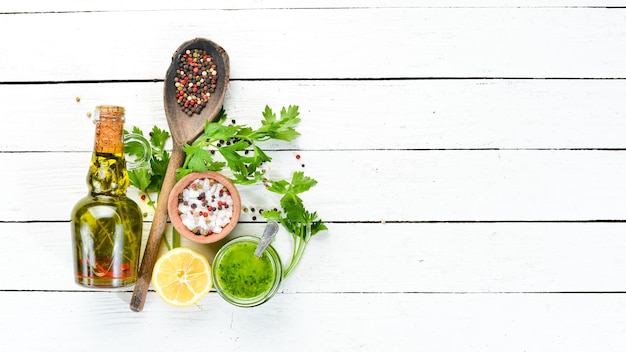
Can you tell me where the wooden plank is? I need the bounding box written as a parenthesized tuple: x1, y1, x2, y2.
(3, 150, 626, 222)
(4, 1, 622, 13)
(4, 222, 626, 293)
(2, 79, 626, 152)
(2, 291, 626, 351)
(1, 8, 626, 81)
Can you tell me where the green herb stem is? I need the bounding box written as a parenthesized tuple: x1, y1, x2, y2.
(283, 228, 310, 279)
(263, 171, 327, 279)
(145, 192, 157, 210)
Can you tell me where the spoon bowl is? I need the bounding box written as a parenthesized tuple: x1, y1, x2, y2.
(164, 38, 230, 143)
(130, 38, 230, 312)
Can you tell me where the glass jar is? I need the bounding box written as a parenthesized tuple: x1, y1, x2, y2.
(212, 236, 283, 307)
(70, 105, 144, 288)
(123, 132, 152, 171)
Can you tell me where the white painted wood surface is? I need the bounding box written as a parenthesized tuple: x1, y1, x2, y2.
(2, 2, 626, 351)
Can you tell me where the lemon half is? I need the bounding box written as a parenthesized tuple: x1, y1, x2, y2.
(152, 247, 212, 307)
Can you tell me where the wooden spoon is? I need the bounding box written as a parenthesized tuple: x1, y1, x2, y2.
(130, 38, 230, 312)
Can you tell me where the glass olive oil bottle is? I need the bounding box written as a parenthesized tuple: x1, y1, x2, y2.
(71, 105, 143, 288)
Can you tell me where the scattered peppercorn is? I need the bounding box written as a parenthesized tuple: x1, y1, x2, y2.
(295, 154, 301, 160)
(75, 97, 81, 103)
(174, 48, 218, 116)
(252, 216, 257, 221)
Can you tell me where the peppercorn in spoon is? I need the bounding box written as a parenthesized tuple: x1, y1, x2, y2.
(130, 38, 230, 312)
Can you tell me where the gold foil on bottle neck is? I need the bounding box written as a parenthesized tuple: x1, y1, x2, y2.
(94, 105, 125, 154)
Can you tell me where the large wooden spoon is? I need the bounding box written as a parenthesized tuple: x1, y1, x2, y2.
(130, 38, 230, 312)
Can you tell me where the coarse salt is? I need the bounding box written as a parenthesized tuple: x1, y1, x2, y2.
(177, 178, 234, 236)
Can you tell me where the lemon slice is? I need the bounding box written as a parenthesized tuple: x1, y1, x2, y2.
(152, 247, 212, 307)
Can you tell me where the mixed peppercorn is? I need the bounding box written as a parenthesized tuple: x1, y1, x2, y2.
(174, 49, 218, 116)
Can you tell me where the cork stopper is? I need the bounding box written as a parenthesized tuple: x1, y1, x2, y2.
(94, 105, 125, 154)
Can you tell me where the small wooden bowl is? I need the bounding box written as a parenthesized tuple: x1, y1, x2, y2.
(168, 171, 241, 244)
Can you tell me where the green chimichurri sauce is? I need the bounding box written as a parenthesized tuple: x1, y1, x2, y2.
(216, 241, 275, 299)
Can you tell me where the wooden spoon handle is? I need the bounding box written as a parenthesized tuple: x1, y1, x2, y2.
(130, 145, 185, 312)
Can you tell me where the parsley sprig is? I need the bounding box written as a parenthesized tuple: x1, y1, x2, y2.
(178, 105, 301, 184)
(124, 126, 171, 209)
(262, 171, 328, 278)
(124, 126, 179, 249)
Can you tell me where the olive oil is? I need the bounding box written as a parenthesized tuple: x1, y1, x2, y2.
(71, 106, 143, 288)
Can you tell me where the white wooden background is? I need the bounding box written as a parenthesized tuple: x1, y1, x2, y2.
(2, 1, 626, 351)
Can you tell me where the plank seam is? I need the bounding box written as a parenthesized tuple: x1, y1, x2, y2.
(2, 77, 626, 85)
(3, 220, 626, 224)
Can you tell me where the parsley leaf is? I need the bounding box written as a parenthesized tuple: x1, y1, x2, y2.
(149, 150, 170, 192)
(128, 168, 151, 192)
(149, 126, 170, 158)
(254, 105, 301, 141)
(124, 127, 149, 160)
(123, 126, 171, 196)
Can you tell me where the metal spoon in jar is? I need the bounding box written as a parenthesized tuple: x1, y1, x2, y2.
(130, 38, 230, 312)
(255, 221, 279, 257)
